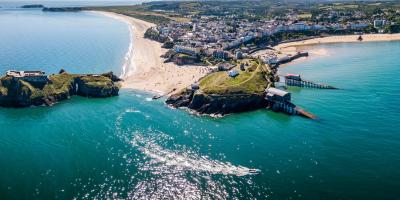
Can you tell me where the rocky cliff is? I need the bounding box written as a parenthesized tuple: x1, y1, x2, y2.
(0, 71, 121, 107)
(166, 89, 268, 116)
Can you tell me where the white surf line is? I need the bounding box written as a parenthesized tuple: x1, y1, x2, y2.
(120, 23, 135, 78)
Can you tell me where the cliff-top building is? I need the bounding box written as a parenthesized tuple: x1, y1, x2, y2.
(6, 70, 49, 84)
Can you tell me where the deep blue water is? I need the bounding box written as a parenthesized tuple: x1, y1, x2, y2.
(0, 10, 400, 200)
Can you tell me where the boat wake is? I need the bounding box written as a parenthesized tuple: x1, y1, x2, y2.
(117, 108, 260, 177)
(130, 134, 260, 176)
(74, 108, 262, 199)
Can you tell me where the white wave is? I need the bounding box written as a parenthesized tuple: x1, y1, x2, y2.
(120, 24, 135, 79)
(125, 108, 141, 113)
(130, 134, 260, 177)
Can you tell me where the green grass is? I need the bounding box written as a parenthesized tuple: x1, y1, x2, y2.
(319, 4, 358, 10)
(90, 5, 190, 24)
(199, 59, 270, 94)
(0, 77, 9, 96)
(298, 13, 312, 19)
(24, 73, 77, 100)
(79, 75, 114, 89)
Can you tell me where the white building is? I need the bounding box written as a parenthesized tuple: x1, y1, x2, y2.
(374, 19, 387, 29)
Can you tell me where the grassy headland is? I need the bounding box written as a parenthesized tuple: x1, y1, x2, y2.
(199, 59, 272, 95)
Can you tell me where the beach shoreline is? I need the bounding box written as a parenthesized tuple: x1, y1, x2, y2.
(92, 11, 209, 95)
(274, 33, 400, 54)
(252, 33, 400, 68)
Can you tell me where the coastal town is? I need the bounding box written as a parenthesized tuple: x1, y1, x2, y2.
(8, 1, 400, 118)
(139, 1, 400, 67)
(3, 2, 400, 200)
(125, 1, 400, 117)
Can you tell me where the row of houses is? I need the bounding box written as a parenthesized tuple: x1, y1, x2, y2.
(155, 14, 387, 62)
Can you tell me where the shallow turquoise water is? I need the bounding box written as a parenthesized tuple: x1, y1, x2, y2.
(1, 10, 400, 200)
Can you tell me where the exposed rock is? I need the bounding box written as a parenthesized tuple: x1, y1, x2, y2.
(166, 89, 268, 116)
(75, 75, 119, 97)
(59, 69, 66, 74)
(101, 71, 122, 82)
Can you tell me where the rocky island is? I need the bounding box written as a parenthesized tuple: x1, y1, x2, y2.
(0, 70, 121, 107)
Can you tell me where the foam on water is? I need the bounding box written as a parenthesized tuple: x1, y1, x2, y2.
(125, 108, 141, 113)
(119, 22, 135, 78)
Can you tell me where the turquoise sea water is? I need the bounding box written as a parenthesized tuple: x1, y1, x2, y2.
(1, 10, 400, 200)
(0, 9, 130, 75)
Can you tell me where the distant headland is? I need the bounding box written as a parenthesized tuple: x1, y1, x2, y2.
(0, 70, 121, 107)
(20, 4, 44, 9)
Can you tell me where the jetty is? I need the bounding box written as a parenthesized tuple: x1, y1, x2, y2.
(262, 51, 309, 66)
(283, 74, 337, 89)
(277, 52, 309, 65)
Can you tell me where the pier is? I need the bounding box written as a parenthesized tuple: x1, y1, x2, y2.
(294, 106, 316, 119)
(277, 52, 309, 65)
(282, 74, 337, 89)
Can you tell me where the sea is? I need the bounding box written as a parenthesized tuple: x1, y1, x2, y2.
(1, 5, 400, 200)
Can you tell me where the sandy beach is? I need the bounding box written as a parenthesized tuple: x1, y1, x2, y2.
(252, 33, 400, 66)
(94, 11, 209, 95)
(275, 34, 400, 54)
